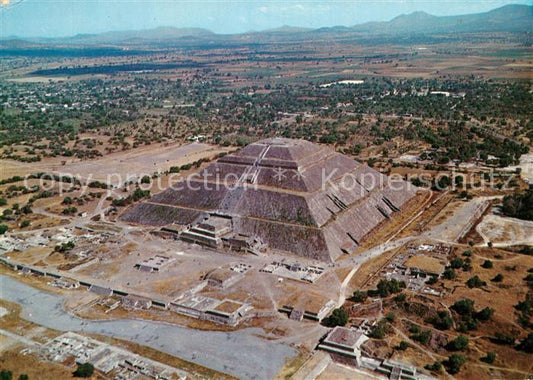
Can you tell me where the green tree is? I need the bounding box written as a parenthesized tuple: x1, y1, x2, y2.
(446, 335, 469, 351)
(0, 370, 12, 380)
(480, 352, 496, 364)
(466, 275, 486, 288)
(323, 308, 349, 327)
(73, 362, 94, 378)
(445, 353, 467, 374)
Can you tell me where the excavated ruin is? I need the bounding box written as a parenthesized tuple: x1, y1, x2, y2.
(122, 138, 419, 261)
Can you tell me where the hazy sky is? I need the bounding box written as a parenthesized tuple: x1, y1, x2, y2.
(0, 0, 531, 38)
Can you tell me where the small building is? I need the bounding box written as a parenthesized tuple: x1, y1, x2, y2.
(205, 268, 242, 289)
(318, 326, 369, 366)
(89, 284, 113, 297)
(122, 295, 152, 310)
(376, 359, 417, 380)
(51, 277, 80, 289)
(202, 300, 252, 326)
(134, 255, 176, 272)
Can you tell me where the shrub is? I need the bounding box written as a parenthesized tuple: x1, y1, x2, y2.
(491, 273, 504, 282)
(466, 275, 486, 288)
(443, 267, 456, 280)
(323, 308, 349, 327)
(445, 353, 467, 374)
(429, 310, 454, 330)
(452, 299, 475, 316)
(480, 352, 496, 364)
(369, 319, 389, 339)
(396, 341, 409, 350)
(0, 224, 8, 235)
(475, 307, 494, 321)
(411, 329, 431, 345)
(73, 362, 94, 378)
(446, 335, 469, 351)
(20, 219, 30, 228)
(351, 290, 367, 303)
(450, 258, 464, 269)
(517, 333, 533, 353)
(424, 361, 442, 372)
(481, 260, 493, 269)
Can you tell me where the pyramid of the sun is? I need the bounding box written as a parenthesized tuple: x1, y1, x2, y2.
(123, 138, 419, 262)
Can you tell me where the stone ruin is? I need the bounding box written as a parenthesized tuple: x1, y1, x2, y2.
(122, 138, 419, 262)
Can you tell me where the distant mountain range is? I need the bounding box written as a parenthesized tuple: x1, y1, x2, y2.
(3, 4, 532, 46)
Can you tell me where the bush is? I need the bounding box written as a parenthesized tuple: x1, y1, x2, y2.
(446, 335, 469, 351)
(481, 260, 493, 269)
(452, 299, 475, 315)
(73, 362, 94, 378)
(411, 329, 431, 345)
(373, 279, 406, 297)
(140, 175, 151, 184)
(492, 332, 515, 345)
(369, 319, 389, 339)
(450, 257, 464, 269)
(445, 353, 467, 374)
(475, 307, 494, 321)
(491, 273, 504, 282)
(323, 308, 348, 327)
(466, 275, 486, 288)
(0, 370, 12, 380)
(443, 267, 456, 280)
(396, 340, 409, 351)
(351, 290, 367, 303)
(517, 333, 533, 353)
(394, 293, 407, 303)
(428, 310, 454, 330)
(480, 352, 496, 364)
(20, 219, 30, 228)
(424, 361, 442, 372)
(0, 224, 8, 235)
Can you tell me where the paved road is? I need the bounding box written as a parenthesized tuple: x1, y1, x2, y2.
(0, 328, 40, 347)
(0, 275, 296, 380)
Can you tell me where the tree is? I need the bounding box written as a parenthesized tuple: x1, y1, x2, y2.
(73, 362, 94, 378)
(481, 260, 493, 269)
(501, 190, 533, 221)
(140, 175, 151, 184)
(0, 224, 8, 235)
(443, 267, 456, 280)
(480, 352, 496, 364)
(397, 340, 409, 350)
(424, 361, 442, 372)
(445, 353, 467, 374)
(517, 333, 533, 353)
(351, 290, 367, 303)
(20, 219, 30, 228)
(452, 299, 475, 316)
(491, 273, 504, 282)
(369, 319, 389, 339)
(466, 275, 486, 288)
(475, 307, 494, 321)
(0, 370, 12, 380)
(450, 258, 464, 269)
(323, 308, 348, 327)
(446, 335, 469, 351)
(18, 375, 29, 380)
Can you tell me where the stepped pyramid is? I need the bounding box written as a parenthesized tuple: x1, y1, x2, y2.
(123, 138, 419, 262)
